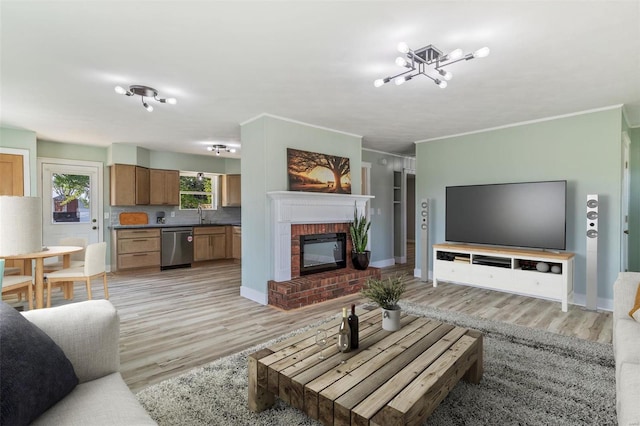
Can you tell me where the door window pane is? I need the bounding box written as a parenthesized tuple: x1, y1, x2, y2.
(51, 173, 90, 223)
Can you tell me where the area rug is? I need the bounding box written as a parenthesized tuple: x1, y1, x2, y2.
(136, 301, 616, 425)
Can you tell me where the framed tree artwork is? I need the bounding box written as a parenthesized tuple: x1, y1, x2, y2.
(287, 148, 351, 194)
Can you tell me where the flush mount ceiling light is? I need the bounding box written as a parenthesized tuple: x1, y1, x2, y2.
(207, 144, 236, 156)
(374, 42, 490, 89)
(114, 85, 177, 112)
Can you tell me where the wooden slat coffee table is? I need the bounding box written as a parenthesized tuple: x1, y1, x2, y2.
(248, 308, 483, 425)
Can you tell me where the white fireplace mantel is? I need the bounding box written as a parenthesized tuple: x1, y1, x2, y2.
(268, 191, 374, 282)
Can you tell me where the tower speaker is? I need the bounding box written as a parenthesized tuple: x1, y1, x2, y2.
(586, 194, 598, 310)
(420, 199, 429, 282)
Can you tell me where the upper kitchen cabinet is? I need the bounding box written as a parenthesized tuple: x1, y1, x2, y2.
(150, 169, 180, 205)
(221, 174, 241, 207)
(110, 164, 150, 206)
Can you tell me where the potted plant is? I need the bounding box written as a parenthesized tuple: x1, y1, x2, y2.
(350, 205, 371, 270)
(361, 274, 406, 331)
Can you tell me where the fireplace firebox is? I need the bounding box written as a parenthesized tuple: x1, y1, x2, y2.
(300, 233, 347, 275)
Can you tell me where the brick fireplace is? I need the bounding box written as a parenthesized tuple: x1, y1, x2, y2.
(267, 191, 380, 310)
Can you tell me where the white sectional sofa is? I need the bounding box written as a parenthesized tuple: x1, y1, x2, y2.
(613, 272, 640, 425)
(21, 300, 157, 425)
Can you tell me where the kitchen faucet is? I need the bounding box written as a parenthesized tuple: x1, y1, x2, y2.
(197, 204, 205, 224)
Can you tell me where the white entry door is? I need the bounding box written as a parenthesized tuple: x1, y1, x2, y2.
(41, 161, 102, 248)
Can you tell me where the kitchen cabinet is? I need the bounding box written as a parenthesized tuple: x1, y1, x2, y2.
(112, 228, 161, 271)
(221, 174, 241, 207)
(150, 169, 179, 206)
(232, 226, 241, 260)
(110, 164, 150, 206)
(193, 226, 226, 261)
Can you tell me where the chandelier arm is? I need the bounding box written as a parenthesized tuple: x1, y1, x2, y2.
(387, 68, 415, 80)
(437, 56, 472, 68)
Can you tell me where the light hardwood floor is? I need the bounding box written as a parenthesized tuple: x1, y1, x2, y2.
(7, 245, 612, 392)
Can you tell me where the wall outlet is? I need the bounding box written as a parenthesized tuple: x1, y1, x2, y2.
(170, 211, 175, 217)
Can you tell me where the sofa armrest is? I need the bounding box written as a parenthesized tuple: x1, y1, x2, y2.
(613, 272, 640, 321)
(22, 300, 120, 383)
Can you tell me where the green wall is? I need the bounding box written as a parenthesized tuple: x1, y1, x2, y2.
(240, 115, 362, 302)
(0, 127, 38, 195)
(416, 107, 623, 305)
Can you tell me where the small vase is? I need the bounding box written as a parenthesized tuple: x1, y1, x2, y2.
(352, 251, 370, 270)
(382, 308, 401, 331)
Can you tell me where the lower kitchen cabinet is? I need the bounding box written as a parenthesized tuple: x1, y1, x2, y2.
(232, 226, 241, 260)
(112, 228, 161, 271)
(193, 226, 226, 261)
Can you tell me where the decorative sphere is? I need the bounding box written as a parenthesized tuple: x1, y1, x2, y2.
(551, 265, 561, 274)
(536, 262, 550, 273)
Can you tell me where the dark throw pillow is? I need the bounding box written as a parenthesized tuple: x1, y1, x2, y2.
(0, 302, 78, 425)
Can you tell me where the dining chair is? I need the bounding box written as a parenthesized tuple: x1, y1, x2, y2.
(0, 259, 34, 310)
(45, 242, 108, 308)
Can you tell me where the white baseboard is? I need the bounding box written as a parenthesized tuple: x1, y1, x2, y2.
(240, 286, 268, 305)
(394, 256, 407, 264)
(370, 258, 395, 268)
(572, 293, 613, 312)
(413, 268, 432, 281)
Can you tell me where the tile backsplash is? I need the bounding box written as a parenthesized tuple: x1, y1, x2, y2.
(109, 205, 241, 226)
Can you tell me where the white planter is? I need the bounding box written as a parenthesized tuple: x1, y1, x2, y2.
(382, 308, 401, 331)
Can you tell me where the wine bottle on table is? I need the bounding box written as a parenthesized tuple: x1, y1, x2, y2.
(348, 304, 359, 349)
(337, 307, 351, 352)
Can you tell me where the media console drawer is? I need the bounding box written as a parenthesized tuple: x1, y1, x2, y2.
(433, 243, 574, 312)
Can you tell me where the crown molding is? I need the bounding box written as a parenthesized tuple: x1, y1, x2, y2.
(240, 113, 362, 139)
(415, 105, 624, 144)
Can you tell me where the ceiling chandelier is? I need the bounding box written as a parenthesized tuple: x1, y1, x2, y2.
(374, 42, 490, 89)
(114, 85, 177, 112)
(207, 144, 236, 155)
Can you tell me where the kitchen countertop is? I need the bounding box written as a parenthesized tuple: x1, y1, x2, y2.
(110, 223, 241, 229)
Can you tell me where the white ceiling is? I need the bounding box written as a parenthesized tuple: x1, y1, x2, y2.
(2, 1, 639, 158)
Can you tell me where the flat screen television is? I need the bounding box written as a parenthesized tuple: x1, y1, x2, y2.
(445, 180, 567, 250)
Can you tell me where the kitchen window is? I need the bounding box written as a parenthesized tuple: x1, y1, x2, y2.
(179, 172, 218, 210)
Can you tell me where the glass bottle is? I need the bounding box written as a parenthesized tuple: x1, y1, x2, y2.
(337, 307, 351, 352)
(348, 304, 359, 350)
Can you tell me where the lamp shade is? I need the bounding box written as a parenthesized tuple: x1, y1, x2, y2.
(0, 196, 43, 256)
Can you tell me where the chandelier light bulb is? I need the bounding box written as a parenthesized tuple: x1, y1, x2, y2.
(114, 86, 127, 95)
(374, 78, 385, 88)
(439, 69, 453, 81)
(143, 101, 153, 112)
(447, 49, 463, 60)
(395, 57, 408, 67)
(474, 47, 490, 58)
(230, 148, 237, 153)
(207, 146, 213, 151)
(397, 42, 410, 54)
(436, 79, 448, 89)
(166, 97, 177, 105)
(394, 76, 406, 86)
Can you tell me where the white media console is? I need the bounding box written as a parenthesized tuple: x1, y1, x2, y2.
(433, 243, 575, 312)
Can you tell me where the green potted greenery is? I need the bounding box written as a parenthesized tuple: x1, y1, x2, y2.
(361, 274, 406, 331)
(350, 205, 371, 270)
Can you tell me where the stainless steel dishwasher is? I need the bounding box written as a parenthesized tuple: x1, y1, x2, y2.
(161, 227, 193, 270)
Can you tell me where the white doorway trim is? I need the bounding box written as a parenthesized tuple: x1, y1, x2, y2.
(621, 132, 631, 271)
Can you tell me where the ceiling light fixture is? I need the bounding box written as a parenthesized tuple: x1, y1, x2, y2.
(206, 144, 237, 156)
(374, 42, 490, 89)
(197, 172, 204, 181)
(114, 85, 177, 112)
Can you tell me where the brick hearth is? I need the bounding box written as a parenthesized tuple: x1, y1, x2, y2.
(268, 267, 381, 310)
(268, 222, 381, 310)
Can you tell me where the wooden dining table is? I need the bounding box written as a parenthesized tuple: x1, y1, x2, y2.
(2, 245, 83, 309)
